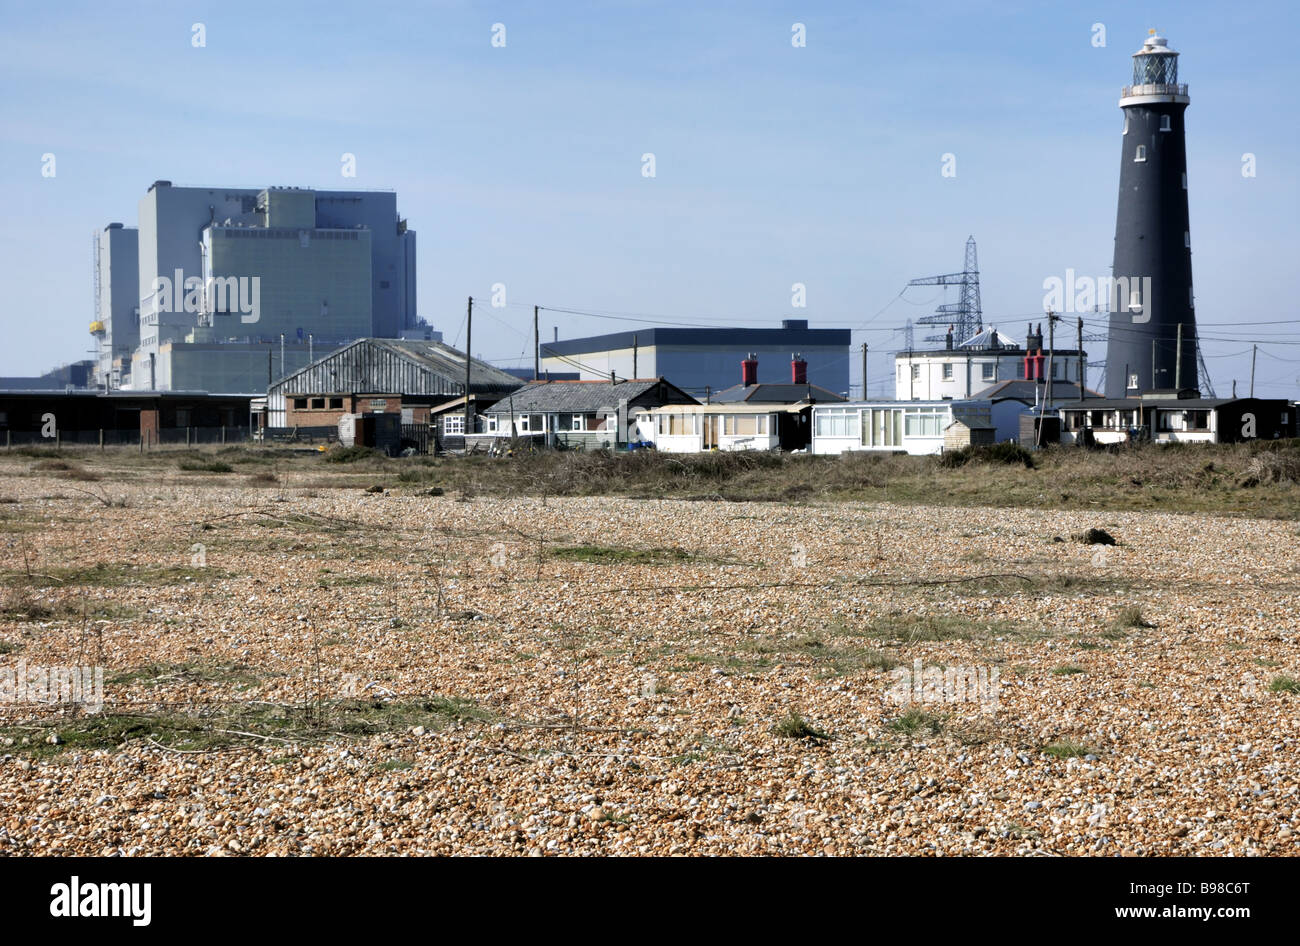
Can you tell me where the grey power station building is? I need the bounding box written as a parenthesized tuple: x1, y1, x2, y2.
(539, 320, 851, 398)
(92, 181, 422, 393)
(1104, 32, 1200, 398)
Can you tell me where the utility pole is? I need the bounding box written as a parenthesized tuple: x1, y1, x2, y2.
(1077, 317, 1085, 402)
(1038, 311, 1058, 449)
(861, 342, 868, 400)
(533, 305, 540, 380)
(464, 296, 473, 440)
(1250, 344, 1257, 398)
(633, 335, 638, 380)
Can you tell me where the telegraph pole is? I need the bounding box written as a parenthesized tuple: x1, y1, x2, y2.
(1077, 317, 1085, 402)
(1250, 344, 1257, 398)
(861, 342, 868, 399)
(1038, 311, 1058, 448)
(533, 305, 540, 380)
(464, 296, 473, 441)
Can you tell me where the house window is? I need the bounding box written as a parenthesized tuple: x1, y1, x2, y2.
(518, 414, 544, 433)
(310, 398, 325, 409)
(1052, 361, 1061, 380)
(815, 408, 858, 438)
(657, 413, 694, 436)
(445, 414, 466, 435)
(1160, 115, 1171, 132)
(904, 408, 945, 438)
(1135, 145, 1147, 162)
(293, 397, 307, 409)
(1128, 373, 1140, 390)
(571, 414, 585, 432)
(910, 365, 920, 381)
(981, 363, 996, 382)
(941, 362, 953, 380)
(329, 397, 343, 409)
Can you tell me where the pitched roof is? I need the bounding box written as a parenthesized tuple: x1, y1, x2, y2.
(485, 379, 696, 414)
(710, 382, 845, 404)
(975, 380, 1100, 403)
(271, 338, 521, 395)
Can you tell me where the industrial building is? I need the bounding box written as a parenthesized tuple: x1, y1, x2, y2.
(0, 390, 253, 446)
(538, 320, 850, 399)
(90, 223, 140, 389)
(264, 338, 521, 430)
(90, 181, 421, 393)
(1104, 33, 1201, 397)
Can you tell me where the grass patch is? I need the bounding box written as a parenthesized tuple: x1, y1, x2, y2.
(0, 695, 495, 757)
(1268, 675, 1300, 694)
(324, 446, 384, 463)
(771, 712, 830, 741)
(1041, 740, 1095, 759)
(3, 562, 223, 589)
(107, 662, 264, 690)
(547, 544, 697, 566)
(887, 708, 944, 736)
(0, 640, 22, 655)
(1112, 605, 1155, 630)
(1051, 664, 1086, 676)
(178, 459, 234, 473)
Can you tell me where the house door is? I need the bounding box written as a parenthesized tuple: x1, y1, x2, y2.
(703, 415, 717, 449)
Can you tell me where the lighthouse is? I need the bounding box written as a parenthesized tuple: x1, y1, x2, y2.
(1104, 31, 1199, 398)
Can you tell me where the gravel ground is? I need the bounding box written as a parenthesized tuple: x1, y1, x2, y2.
(1, 465, 1298, 856)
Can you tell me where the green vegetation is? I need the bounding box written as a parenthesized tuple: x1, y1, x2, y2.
(1041, 740, 1096, 759)
(887, 708, 944, 736)
(0, 696, 495, 758)
(547, 544, 698, 566)
(1268, 675, 1300, 694)
(1112, 605, 1155, 630)
(1051, 664, 1086, 676)
(771, 712, 830, 741)
(178, 459, 234, 473)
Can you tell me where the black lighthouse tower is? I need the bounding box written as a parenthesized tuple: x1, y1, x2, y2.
(1104, 31, 1199, 398)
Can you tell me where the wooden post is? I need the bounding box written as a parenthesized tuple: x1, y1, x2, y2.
(1250, 344, 1257, 398)
(99, 429, 104, 450)
(533, 305, 540, 380)
(861, 342, 868, 399)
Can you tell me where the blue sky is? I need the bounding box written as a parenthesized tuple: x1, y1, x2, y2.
(1, 0, 1296, 396)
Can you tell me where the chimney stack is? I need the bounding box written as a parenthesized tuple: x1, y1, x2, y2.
(945, 326, 954, 351)
(741, 353, 758, 387)
(790, 352, 807, 385)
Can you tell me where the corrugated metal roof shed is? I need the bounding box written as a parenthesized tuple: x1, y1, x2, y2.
(269, 338, 521, 397)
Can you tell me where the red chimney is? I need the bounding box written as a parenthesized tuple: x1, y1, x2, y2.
(741, 353, 758, 387)
(791, 353, 807, 385)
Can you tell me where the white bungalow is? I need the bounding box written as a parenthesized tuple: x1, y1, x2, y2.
(812, 400, 994, 456)
(638, 404, 794, 453)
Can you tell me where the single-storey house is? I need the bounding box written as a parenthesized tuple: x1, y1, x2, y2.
(812, 400, 995, 455)
(1058, 394, 1295, 445)
(479, 378, 698, 449)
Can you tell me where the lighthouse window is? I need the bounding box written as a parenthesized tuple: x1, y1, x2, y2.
(1135, 145, 1147, 162)
(1160, 115, 1171, 132)
(1182, 172, 1188, 189)
(1123, 115, 1130, 135)
(1185, 231, 1190, 247)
